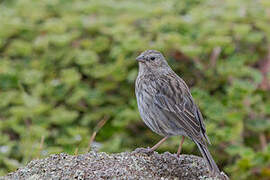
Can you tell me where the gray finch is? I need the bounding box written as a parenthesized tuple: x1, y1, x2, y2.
(135, 50, 220, 175)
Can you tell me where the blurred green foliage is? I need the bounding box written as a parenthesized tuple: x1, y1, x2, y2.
(0, 0, 270, 179)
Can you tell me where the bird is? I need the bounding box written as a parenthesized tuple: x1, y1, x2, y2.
(135, 49, 220, 175)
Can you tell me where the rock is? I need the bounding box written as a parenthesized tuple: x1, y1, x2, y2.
(1, 148, 228, 180)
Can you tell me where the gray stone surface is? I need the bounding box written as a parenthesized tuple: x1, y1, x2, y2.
(2, 148, 228, 180)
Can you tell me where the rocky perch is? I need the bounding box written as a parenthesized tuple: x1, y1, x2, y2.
(2, 148, 228, 180)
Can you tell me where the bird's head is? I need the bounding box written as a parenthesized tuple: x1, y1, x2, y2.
(136, 50, 169, 73)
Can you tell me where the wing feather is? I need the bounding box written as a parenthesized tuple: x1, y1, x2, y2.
(153, 73, 209, 144)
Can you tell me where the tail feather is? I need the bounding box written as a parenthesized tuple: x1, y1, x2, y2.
(195, 141, 220, 174)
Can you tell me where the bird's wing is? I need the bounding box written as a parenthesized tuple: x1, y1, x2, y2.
(153, 73, 210, 145)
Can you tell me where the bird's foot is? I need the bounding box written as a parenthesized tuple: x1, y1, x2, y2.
(133, 147, 154, 155)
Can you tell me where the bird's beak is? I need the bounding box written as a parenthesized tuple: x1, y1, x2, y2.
(136, 54, 145, 62)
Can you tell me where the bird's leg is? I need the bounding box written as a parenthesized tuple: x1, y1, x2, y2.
(177, 136, 185, 157)
(149, 136, 168, 152)
(134, 136, 168, 155)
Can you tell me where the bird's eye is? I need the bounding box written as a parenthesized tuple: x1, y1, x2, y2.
(150, 57, 155, 60)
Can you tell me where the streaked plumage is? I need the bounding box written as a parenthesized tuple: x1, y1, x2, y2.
(135, 50, 220, 175)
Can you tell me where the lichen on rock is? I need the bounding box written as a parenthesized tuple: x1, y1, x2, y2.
(2, 149, 228, 180)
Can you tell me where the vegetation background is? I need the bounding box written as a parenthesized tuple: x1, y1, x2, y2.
(0, 0, 270, 179)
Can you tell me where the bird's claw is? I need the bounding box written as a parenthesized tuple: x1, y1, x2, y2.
(133, 148, 154, 155)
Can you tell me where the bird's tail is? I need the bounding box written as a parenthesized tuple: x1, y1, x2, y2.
(195, 141, 220, 175)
